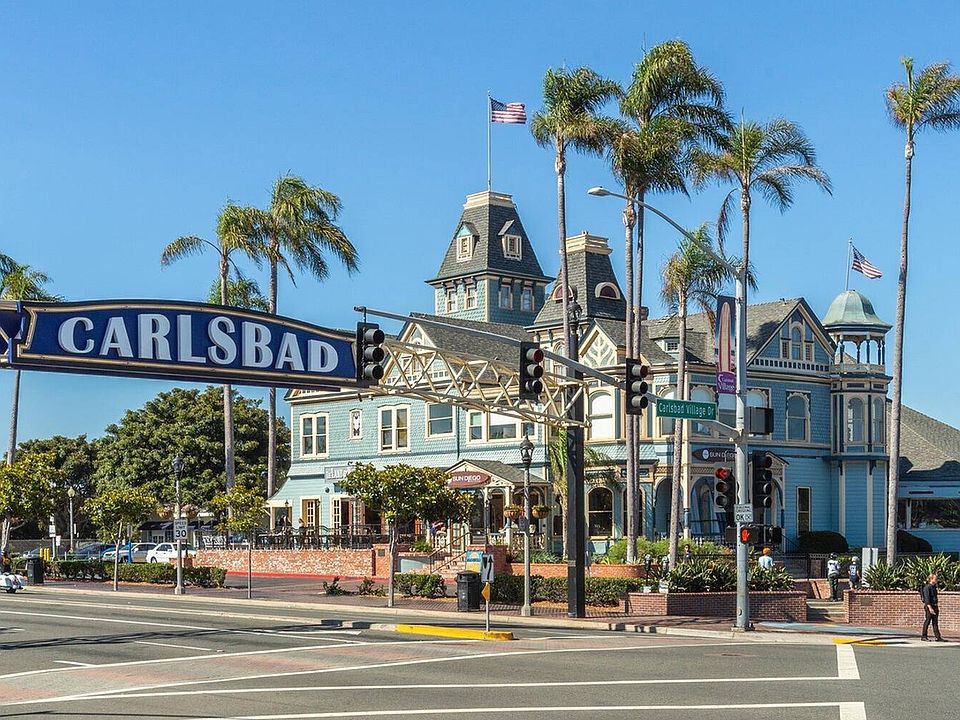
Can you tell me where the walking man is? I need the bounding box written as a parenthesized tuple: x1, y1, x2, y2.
(827, 553, 841, 601)
(921, 573, 945, 642)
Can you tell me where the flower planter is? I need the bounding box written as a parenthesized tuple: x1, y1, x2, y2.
(503, 505, 522, 520)
(531, 505, 550, 519)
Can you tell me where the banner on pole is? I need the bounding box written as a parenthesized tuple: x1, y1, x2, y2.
(715, 295, 735, 395)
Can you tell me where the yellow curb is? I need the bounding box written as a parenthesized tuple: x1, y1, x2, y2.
(395, 624, 514, 641)
(832, 637, 888, 646)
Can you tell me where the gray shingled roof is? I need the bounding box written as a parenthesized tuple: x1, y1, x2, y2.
(409, 313, 528, 362)
(899, 406, 960, 482)
(429, 193, 552, 284)
(534, 241, 626, 326)
(457, 459, 545, 486)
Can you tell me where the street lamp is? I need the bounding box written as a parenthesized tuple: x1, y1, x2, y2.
(172, 454, 185, 596)
(67, 487, 76, 554)
(519, 434, 535, 617)
(587, 185, 752, 631)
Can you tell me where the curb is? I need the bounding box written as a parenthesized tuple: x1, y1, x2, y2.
(395, 624, 514, 641)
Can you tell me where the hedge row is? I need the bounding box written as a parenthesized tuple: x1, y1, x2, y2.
(44, 559, 226, 588)
(393, 573, 445, 598)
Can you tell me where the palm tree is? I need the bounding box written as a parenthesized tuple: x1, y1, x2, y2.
(161, 203, 264, 490)
(884, 58, 960, 563)
(611, 41, 728, 562)
(659, 228, 746, 565)
(237, 175, 359, 496)
(532, 67, 620, 359)
(1, 263, 61, 465)
(209, 272, 269, 311)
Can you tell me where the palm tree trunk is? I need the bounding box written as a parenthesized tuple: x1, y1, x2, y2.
(267, 253, 278, 498)
(220, 255, 236, 492)
(556, 140, 571, 359)
(886, 142, 913, 565)
(622, 194, 636, 564)
(668, 291, 687, 566)
(635, 195, 647, 544)
(6, 369, 21, 466)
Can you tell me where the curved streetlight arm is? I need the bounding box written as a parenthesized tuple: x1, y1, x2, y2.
(587, 187, 737, 275)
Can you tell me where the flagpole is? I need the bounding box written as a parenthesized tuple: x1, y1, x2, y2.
(845, 239, 852, 290)
(486, 92, 492, 192)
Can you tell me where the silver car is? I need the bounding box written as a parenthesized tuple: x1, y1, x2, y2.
(102, 542, 157, 563)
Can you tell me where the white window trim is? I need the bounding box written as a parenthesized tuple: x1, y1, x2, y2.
(594, 282, 622, 300)
(502, 234, 522, 260)
(456, 234, 475, 261)
(498, 284, 513, 310)
(466, 411, 533, 444)
(379, 405, 411, 453)
(349, 408, 363, 441)
(847, 396, 866, 444)
(465, 285, 478, 310)
(588, 390, 615, 441)
(425, 402, 455, 439)
(445, 288, 458, 313)
(786, 392, 810, 442)
(797, 486, 812, 534)
(300, 413, 330, 459)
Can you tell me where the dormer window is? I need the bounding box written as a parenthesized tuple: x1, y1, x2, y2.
(551, 284, 576, 302)
(456, 224, 477, 262)
(595, 282, 621, 300)
(503, 234, 522, 260)
(664, 338, 680, 353)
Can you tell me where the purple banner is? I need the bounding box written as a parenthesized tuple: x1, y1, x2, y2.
(715, 295, 735, 394)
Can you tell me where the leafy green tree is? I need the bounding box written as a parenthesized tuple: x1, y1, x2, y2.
(611, 40, 728, 562)
(162, 204, 266, 491)
(84, 487, 158, 591)
(232, 175, 359, 498)
(209, 483, 266, 599)
(884, 58, 960, 564)
(208, 273, 269, 311)
(1, 263, 62, 466)
(659, 227, 741, 565)
(0, 452, 63, 553)
(94, 387, 288, 509)
(341, 463, 472, 607)
(532, 67, 620, 361)
(18, 435, 99, 537)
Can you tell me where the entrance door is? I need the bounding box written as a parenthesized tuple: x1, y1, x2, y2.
(489, 490, 505, 533)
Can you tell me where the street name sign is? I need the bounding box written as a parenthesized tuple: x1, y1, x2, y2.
(0, 300, 357, 389)
(657, 398, 717, 420)
(734, 504, 754, 524)
(173, 518, 188, 541)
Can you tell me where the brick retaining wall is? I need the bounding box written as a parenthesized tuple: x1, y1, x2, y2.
(846, 590, 960, 632)
(506, 563, 647, 579)
(195, 549, 375, 578)
(626, 591, 807, 621)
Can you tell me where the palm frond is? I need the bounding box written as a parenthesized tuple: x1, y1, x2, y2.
(160, 236, 207, 267)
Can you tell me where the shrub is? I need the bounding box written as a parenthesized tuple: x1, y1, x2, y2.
(322, 576, 349, 596)
(862, 561, 907, 590)
(750, 566, 794, 591)
(492, 574, 527, 604)
(357, 577, 385, 596)
(897, 530, 933, 553)
(118, 563, 175, 584)
(393, 573, 445, 598)
(796, 531, 848, 553)
(50, 559, 108, 581)
(900, 554, 957, 591)
(665, 559, 737, 593)
(409, 539, 433, 553)
(529, 550, 563, 564)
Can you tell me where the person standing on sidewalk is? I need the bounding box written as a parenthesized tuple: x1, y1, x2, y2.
(827, 553, 841, 601)
(921, 573, 945, 642)
(848, 558, 861, 589)
(758, 547, 774, 570)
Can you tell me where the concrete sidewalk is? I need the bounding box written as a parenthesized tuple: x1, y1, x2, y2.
(27, 577, 939, 645)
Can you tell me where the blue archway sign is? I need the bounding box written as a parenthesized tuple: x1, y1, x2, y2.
(0, 300, 357, 389)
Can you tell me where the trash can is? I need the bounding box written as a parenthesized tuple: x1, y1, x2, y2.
(456, 570, 481, 611)
(26, 557, 44, 585)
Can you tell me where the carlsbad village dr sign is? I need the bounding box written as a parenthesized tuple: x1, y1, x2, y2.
(0, 300, 357, 389)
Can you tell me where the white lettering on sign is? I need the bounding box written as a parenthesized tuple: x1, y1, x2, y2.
(58, 317, 94, 354)
(53, 312, 344, 375)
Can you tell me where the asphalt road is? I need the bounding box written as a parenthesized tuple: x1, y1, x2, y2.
(0, 587, 956, 719)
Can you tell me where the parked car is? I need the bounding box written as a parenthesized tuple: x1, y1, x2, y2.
(146, 543, 196, 564)
(69, 542, 112, 561)
(102, 542, 157, 563)
(16, 547, 45, 560)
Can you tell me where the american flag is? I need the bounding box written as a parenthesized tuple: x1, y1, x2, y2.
(490, 98, 527, 124)
(851, 245, 883, 279)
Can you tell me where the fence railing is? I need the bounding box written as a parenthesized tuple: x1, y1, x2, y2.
(197, 524, 422, 551)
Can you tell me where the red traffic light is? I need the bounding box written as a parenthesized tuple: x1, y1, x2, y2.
(715, 468, 731, 481)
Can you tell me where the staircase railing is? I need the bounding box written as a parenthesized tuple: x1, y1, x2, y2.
(428, 547, 467, 575)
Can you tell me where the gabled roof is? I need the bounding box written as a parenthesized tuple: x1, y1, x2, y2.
(406, 312, 528, 362)
(899, 406, 960, 482)
(428, 191, 551, 285)
(533, 233, 625, 326)
(448, 458, 545, 486)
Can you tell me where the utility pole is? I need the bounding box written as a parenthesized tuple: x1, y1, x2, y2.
(172, 455, 185, 596)
(566, 301, 586, 618)
(733, 268, 751, 630)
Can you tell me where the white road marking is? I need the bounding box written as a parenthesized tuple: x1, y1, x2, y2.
(835, 644, 860, 680)
(53, 660, 95, 667)
(134, 640, 218, 652)
(16, 642, 747, 705)
(188, 701, 867, 719)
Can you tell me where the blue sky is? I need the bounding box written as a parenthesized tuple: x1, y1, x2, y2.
(1, 1, 959, 442)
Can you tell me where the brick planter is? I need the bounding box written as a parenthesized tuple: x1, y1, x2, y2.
(506, 563, 647, 579)
(846, 590, 960, 632)
(195, 549, 375, 578)
(626, 590, 807, 621)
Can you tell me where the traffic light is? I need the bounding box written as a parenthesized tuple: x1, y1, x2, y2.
(625, 359, 649, 416)
(739, 524, 762, 545)
(519, 342, 545, 400)
(752, 451, 774, 510)
(356, 322, 386, 386)
(713, 467, 736, 525)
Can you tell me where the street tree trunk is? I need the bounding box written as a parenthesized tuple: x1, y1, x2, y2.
(556, 139, 571, 360)
(220, 254, 236, 492)
(113, 524, 122, 592)
(623, 194, 636, 563)
(634, 195, 647, 550)
(387, 521, 397, 608)
(267, 252, 278, 498)
(668, 291, 687, 566)
(887, 140, 913, 565)
(7, 369, 21, 466)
